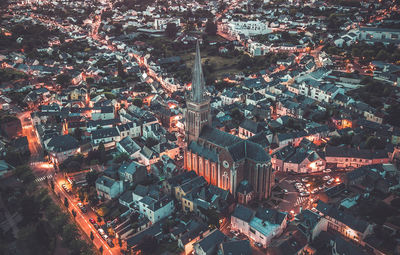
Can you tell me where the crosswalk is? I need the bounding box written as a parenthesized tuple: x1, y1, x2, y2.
(35, 174, 53, 183)
(294, 196, 308, 206)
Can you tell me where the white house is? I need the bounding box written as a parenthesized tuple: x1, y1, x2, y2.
(231, 205, 287, 248)
(95, 175, 124, 200)
(138, 195, 174, 223)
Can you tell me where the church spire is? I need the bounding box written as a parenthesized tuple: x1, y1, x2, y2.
(191, 40, 206, 103)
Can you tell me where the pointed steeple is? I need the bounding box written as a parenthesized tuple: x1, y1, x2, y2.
(191, 40, 206, 103)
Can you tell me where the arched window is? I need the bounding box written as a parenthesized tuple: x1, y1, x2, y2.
(222, 171, 229, 190)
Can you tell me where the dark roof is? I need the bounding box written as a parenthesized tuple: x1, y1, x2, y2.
(268, 227, 308, 255)
(199, 126, 270, 163)
(126, 221, 163, 247)
(232, 204, 253, 223)
(47, 135, 79, 152)
(239, 119, 264, 134)
(196, 229, 226, 253)
(334, 235, 368, 255)
(91, 127, 119, 140)
(255, 208, 287, 225)
(200, 126, 242, 148)
(325, 145, 389, 160)
(315, 200, 369, 233)
(188, 141, 218, 162)
(221, 240, 252, 255)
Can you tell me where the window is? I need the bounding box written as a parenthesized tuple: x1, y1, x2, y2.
(250, 228, 256, 234)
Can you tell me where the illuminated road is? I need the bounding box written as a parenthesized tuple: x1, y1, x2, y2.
(54, 176, 121, 255)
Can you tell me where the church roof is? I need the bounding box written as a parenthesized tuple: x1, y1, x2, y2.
(188, 141, 219, 162)
(199, 126, 270, 163)
(200, 126, 242, 148)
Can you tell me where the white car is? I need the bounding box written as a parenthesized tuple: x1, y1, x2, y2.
(300, 192, 310, 197)
(255, 242, 263, 248)
(323, 169, 332, 173)
(301, 177, 309, 183)
(323, 175, 331, 181)
(283, 189, 288, 194)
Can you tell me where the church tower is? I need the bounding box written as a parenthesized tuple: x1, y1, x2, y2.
(185, 41, 212, 143)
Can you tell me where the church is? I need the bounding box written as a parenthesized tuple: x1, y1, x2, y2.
(184, 42, 274, 200)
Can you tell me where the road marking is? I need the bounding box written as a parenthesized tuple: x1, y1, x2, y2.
(35, 174, 53, 183)
(295, 196, 308, 206)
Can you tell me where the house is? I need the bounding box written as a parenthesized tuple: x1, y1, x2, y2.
(117, 136, 141, 159)
(315, 200, 374, 245)
(238, 119, 265, 139)
(282, 148, 326, 173)
(325, 145, 390, 168)
(45, 135, 80, 164)
(345, 164, 399, 194)
(193, 229, 227, 255)
(92, 106, 115, 121)
(268, 225, 312, 255)
(95, 175, 124, 200)
(295, 209, 327, 242)
(358, 27, 400, 45)
(118, 161, 147, 186)
(137, 195, 174, 223)
(221, 89, 243, 105)
(231, 205, 288, 248)
(91, 127, 120, 146)
(176, 220, 210, 255)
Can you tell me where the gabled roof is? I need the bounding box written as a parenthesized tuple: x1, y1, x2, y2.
(47, 135, 79, 152)
(196, 229, 226, 253)
(221, 240, 252, 255)
(232, 204, 253, 223)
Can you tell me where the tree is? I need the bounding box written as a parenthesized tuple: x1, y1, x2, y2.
(114, 153, 130, 163)
(165, 23, 179, 38)
(238, 54, 253, 69)
(62, 224, 79, 245)
(73, 128, 83, 141)
(205, 20, 217, 35)
(118, 237, 122, 247)
(99, 246, 103, 254)
(117, 60, 126, 78)
(56, 73, 72, 87)
(98, 143, 106, 164)
(136, 235, 157, 255)
(72, 209, 77, 218)
(132, 97, 143, 108)
(90, 231, 94, 241)
(64, 197, 69, 208)
(50, 179, 55, 190)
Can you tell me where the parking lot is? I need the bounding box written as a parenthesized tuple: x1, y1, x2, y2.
(273, 169, 347, 215)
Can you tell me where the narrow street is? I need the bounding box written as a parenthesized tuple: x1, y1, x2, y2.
(53, 175, 121, 255)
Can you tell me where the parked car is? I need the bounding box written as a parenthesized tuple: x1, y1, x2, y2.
(89, 218, 96, 224)
(255, 242, 263, 248)
(301, 177, 309, 183)
(283, 189, 288, 194)
(300, 192, 310, 197)
(323, 168, 332, 173)
(107, 239, 114, 247)
(323, 175, 331, 181)
(98, 228, 105, 235)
